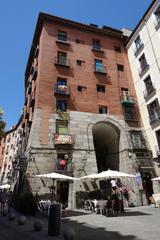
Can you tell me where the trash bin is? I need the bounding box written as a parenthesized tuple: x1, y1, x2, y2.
(48, 203, 61, 236)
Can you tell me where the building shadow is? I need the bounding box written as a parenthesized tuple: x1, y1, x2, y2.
(61, 218, 139, 240)
(114, 210, 152, 217)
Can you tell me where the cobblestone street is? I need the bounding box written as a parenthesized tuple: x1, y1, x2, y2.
(0, 206, 160, 240)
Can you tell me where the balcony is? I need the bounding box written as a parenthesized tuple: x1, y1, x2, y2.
(149, 111, 160, 124)
(155, 145, 160, 157)
(54, 85, 70, 96)
(54, 134, 73, 145)
(27, 83, 32, 95)
(32, 66, 38, 80)
(121, 95, 135, 106)
(29, 94, 35, 107)
(154, 17, 160, 31)
(92, 46, 104, 53)
(133, 41, 144, 57)
(94, 64, 107, 74)
(132, 141, 147, 150)
(54, 160, 74, 173)
(143, 84, 156, 101)
(55, 57, 70, 68)
(56, 36, 70, 45)
(138, 63, 149, 78)
(34, 45, 39, 58)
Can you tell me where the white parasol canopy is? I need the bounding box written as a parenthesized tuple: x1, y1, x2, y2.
(80, 169, 135, 180)
(151, 176, 160, 181)
(0, 183, 10, 189)
(35, 172, 78, 181)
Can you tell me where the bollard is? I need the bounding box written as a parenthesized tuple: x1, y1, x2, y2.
(18, 215, 26, 225)
(33, 220, 43, 231)
(63, 228, 76, 240)
(2, 208, 8, 217)
(8, 212, 16, 220)
(48, 203, 61, 236)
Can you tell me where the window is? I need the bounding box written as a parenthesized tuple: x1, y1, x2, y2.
(92, 39, 101, 50)
(121, 88, 130, 100)
(144, 75, 154, 97)
(56, 100, 67, 112)
(57, 51, 67, 65)
(117, 64, 124, 71)
(156, 129, 160, 153)
(114, 46, 121, 52)
(135, 35, 143, 51)
(76, 60, 85, 66)
(77, 86, 82, 92)
(77, 86, 86, 92)
(75, 39, 85, 44)
(130, 131, 145, 149)
(56, 120, 68, 135)
(97, 85, 105, 93)
(99, 106, 108, 114)
(58, 31, 67, 41)
(57, 78, 67, 94)
(147, 99, 160, 123)
(139, 54, 148, 73)
(124, 106, 136, 121)
(154, 6, 160, 23)
(94, 59, 106, 73)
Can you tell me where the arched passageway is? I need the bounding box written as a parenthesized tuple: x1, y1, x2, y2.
(92, 122, 120, 172)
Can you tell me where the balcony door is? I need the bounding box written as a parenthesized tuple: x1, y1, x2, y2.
(156, 129, 160, 152)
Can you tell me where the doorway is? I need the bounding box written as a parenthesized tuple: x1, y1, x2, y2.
(57, 181, 69, 207)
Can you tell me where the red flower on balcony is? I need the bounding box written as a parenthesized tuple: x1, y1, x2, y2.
(59, 159, 67, 166)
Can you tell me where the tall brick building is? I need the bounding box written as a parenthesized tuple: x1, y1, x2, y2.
(17, 13, 155, 207)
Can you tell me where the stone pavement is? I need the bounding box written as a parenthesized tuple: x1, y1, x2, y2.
(0, 206, 160, 240)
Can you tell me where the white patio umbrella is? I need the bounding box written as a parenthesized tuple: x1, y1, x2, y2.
(151, 176, 160, 181)
(35, 172, 78, 180)
(80, 169, 135, 180)
(0, 183, 10, 189)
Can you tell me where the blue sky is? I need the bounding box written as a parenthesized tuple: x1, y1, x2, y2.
(0, 0, 152, 130)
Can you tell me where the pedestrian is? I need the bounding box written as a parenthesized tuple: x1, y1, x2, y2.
(111, 179, 117, 190)
(123, 188, 129, 207)
(117, 186, 124, 213)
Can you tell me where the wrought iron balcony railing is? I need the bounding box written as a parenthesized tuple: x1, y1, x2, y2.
(121, 95, 135, 106)
(54, 85, 70, 96)
(55, 57, 70, 67)
(149, 111, 160, 124)
(94, 64, 107, 74)
(138, 63, 149, 78)
(143, 84, 156, 101)
(154, 17, 160, 31)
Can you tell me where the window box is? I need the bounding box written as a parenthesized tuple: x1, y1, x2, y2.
(54, 134, 73, 145)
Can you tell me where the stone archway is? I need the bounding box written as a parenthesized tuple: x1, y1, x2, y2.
(92, 122, 120, 173)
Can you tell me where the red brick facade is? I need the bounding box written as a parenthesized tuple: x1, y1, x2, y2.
(24, 13, 138, 145)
